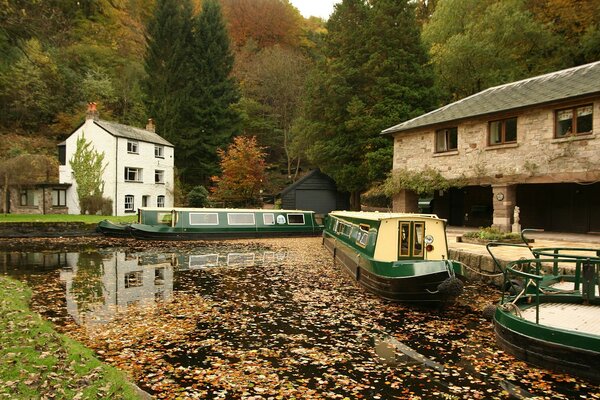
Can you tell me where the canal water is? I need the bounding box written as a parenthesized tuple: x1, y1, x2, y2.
(1, 237, 599, 399)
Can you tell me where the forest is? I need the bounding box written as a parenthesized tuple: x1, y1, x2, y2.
(1, 0, 599, 208)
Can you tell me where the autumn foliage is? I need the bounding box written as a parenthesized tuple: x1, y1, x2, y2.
(211, 136, 266, 207)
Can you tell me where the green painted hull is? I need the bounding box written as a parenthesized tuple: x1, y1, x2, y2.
(96, 220, 132, 238)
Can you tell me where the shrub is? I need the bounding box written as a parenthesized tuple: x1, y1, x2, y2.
(187, 185, 210, 207)
(463, 227, 521, 241)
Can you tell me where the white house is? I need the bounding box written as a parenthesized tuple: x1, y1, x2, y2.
(59, 104, 175, 216)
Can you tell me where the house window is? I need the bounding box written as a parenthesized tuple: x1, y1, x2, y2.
(157, 195, 165, 208)
(435, 127, 458, 152)
(125, 271, 143, 288)
(127, 140, 139, 154)
(556, 105, 593, 138)
(125, 167, 142, 182)
(155, 145, 164, 158)
(142, 195, 149, 207)
(20, 189, 38, 207)
(155, 170, 164, 184)
(51, 189, 66, 207)
(124, 195, 135, 212)
(489, 117, 517, 145)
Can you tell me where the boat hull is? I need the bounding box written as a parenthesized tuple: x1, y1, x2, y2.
(128, 225, 322, 240)
(96, 220, 132, 238)
(494, 308, 600, 384)
(324, 235, 463, 303)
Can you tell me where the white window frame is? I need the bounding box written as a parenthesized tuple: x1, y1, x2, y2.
(51, 189, 67, 207)
(287, 213, 305, 225)
(263, 213, 275, 225)
(227, 213, 256, 225)
(154, 145, 164, 158)
(125, 167, 142, 182)
(155, 170, 164, 184)
(189, 212, 219, 225)
(157, 195, 165, 208)
(124, 195, 135, 212)
(127, 140, 139, 154)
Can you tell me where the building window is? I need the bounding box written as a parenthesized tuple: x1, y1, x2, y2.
(52, 189, 66, 207)
(142, 195, 149, 207)
(155, 170, 164, 184)
(124, 195, 134, 212)
(125, 271, 143, 288)
(435, 127, 458, 152)
(155, 145, 164, 158)
(489, 117, 517, 145)
(20, 189, 38, 207)
(157, 195, 165, 208)
(555, 105, 593, 138)
(127, 140, 139, 154)
(125, 167, 142, 182)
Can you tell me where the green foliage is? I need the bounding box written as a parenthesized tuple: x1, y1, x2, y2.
(300, 0, 437, 208)
(211, 136, 266, 207)
(463, 227, 520, 241)
(187, 185, 211, 207)
(423, 0, 567, 100)
(69, 133, 106, 214)
(379, 167, 464, 196)
(79, 194, 113, 216)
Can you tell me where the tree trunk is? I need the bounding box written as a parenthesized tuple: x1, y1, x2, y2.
(349, 191, 361, 211)
(2, 174, 8, 214)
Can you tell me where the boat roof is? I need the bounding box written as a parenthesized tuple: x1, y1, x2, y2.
(329, 211, 443, 222)
(138, 207, 315, 213)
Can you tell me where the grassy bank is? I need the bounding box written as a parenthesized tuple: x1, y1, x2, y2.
(0, 214, 136, 224)
(0, 276, 144, 399)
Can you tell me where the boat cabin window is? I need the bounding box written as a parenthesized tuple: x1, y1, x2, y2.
(356, 224, 370, 247)
(157, 212, 172, 225)
(263, 213, 275, 225)
(189, 212, 219, 225)
(287, 213, 305, 225)
(398, 221, 426, 259)
(228, 213, 255, 225)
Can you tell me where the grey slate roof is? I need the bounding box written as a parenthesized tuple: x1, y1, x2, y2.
(382, 61, 600, 135)
(94, 120, 173, 146)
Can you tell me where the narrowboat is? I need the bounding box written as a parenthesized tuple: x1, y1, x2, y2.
(488, 238, 600, 383)
(96, 219, 132, 237)
(323, 211, 465, 302)
(126, 207, 324, 240)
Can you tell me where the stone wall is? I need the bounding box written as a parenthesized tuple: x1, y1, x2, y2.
(0, 222, 97, 237)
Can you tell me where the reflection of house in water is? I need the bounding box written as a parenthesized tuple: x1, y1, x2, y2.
(1, 252, 69, 272)
(186, 251, 287, 269)
(60, 252, 174, 327)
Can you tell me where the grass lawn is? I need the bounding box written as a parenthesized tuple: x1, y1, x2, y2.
(0, 214, 137, 224)
(0, 275, 145, 399)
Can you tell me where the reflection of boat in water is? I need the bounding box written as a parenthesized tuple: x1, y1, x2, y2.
(323, 211, 465, 303)
(104, 207, 324, 240)
(186, 251, 287, 269)
(488, 232, 600, 383)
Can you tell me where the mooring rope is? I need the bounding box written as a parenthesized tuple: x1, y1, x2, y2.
(456, 261, 504, 277)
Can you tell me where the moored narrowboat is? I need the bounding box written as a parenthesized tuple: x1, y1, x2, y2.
(323, 211, 465, 303)
(96, 219, 132, 237)
(127, 207, 324, 240)
(490, 243, 600, 383)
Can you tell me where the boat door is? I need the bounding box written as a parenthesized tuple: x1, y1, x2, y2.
(398, 221, 425, 259)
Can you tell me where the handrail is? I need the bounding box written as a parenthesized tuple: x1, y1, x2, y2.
(485, 242, 532, 273)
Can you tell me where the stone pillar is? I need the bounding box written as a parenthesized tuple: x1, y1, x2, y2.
(393, 189, 419, 213)
(492, 184, 516, 232)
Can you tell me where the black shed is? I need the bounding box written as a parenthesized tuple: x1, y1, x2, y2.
(280, 169, 349, 214)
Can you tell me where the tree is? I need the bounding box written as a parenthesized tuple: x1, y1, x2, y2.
(299, 0, 437, 209)
(211, 136, 266, 207)
(239, 45, 311, 180)
(69, 133, 106, 214)
(423, 0, 566, 100)
(187, 185, 210, 207)
(180, 0, 241, 186)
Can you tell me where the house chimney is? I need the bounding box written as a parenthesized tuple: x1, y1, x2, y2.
(86, 102, 98, 120)
(146, 118, 156, 132)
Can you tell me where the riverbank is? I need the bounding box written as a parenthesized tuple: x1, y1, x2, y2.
(0, 275, 147, 399)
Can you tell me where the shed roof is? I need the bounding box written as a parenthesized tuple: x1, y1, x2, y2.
(280, 169, 337, 196)
(382, 61, 600, 135)
(94, 120, 173, 146)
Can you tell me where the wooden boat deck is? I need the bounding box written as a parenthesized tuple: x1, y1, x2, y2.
(521, 303, 600, 336)
(549, 280, 599, 295)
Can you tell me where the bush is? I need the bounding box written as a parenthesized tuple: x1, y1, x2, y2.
(80, 195, 112, 215)
(463, 227, 520, 241)
(187, 185, 210, 207)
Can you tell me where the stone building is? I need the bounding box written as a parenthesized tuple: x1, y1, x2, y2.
(382, 61, 600, 233)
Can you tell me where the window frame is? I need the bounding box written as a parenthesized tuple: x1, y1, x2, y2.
(227, 212, 256, 225)
(435, 127, 458, 153)
(263, 213, 275, 225)
(555, 104, 593, 138)
(124, 167, 142, 182)
(488, 117, 518, 146)
(157, 195, 165, 208)
(124, 195, 135, 212)
(51, 189, 67, 207)
(154, 145, 164, 158)
(287, 213, 306, 225)
(189, 212, 219, 225)
(155, 169, 164, 184)
(127, 140, 139, 154)
(20, 189, 38, 207)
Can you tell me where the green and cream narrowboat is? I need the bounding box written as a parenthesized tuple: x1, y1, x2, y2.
(323, 211, 465, 303)
(126, 207, 324, 240)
